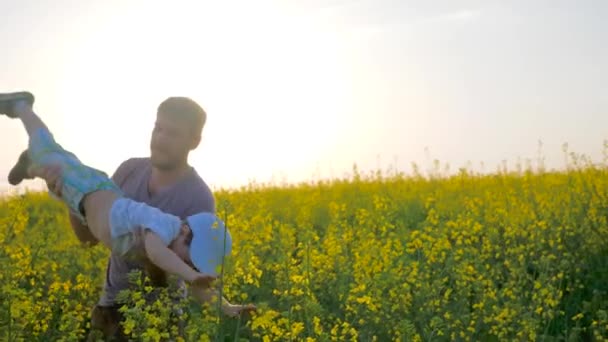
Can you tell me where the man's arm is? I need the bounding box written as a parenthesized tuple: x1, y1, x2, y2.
(68, 212, 98, 245)
(42, 159, 139, 245)
(34, 163, 99, 245)
(143, 230, 215, 287)
(70, 159, 136, 244)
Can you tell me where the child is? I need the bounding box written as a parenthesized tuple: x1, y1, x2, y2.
(0, 91, 255, 316)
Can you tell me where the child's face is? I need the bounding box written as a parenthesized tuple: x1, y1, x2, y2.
(170, 224, 195, 269)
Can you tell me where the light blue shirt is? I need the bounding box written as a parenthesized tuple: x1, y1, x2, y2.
(109, 197, 182, 258)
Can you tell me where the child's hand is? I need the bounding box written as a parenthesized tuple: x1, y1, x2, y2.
(186, 272, 216, 288)
(223, 303, 257, 318)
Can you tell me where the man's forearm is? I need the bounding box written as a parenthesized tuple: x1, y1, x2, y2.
(68, 212, 98, 245)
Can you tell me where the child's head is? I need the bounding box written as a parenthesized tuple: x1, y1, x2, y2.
(170, 212, 232, 276)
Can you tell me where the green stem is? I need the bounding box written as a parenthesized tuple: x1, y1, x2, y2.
(4, 197, 26, 342)
(216, 204, 229, 342)
(305, 241, 313, 338)
(233, 313, 242, 342)
(281, 223, 293, 342)
(7, 297, 11, 342)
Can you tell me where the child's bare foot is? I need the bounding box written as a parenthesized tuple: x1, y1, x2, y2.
(8, 150, 33, 185)
(0, 92, 35, 118)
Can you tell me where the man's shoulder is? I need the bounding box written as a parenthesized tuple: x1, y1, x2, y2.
(183, 168, 216, 212)
(114, 157, 150, 176)
(187, 168, 214, 195)
(112, 157, 150, 186)
(117, 157, 151, 171)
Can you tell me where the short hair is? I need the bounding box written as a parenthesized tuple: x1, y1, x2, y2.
(157, 97, 207, 136)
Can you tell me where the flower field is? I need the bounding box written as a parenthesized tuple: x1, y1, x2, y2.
(1, 154, 607, 341)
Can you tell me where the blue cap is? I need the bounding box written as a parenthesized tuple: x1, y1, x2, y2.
(185, 212, 232, 276)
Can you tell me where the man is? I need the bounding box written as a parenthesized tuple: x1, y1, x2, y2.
(41, 96, 218, 340)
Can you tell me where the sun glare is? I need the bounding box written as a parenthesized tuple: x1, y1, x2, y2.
(52, 1, 351, 187)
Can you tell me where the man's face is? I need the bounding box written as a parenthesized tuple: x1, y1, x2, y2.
(150, 114, 196, 170)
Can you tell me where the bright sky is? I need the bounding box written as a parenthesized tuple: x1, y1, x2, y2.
(1, 0, 607, 191)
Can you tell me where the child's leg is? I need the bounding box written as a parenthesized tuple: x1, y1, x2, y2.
(3, 92, 123, 250)
(6, 101, 69, 188)
(11, 100, 51, 137)
(3, 93, 121, 221)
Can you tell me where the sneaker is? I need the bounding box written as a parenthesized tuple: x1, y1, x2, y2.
(8, 150, 33, 185)
(0, 91, 35, 118)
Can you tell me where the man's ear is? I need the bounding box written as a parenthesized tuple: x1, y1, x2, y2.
(181, 224, 190, 235)
(190, 133, 201, 150)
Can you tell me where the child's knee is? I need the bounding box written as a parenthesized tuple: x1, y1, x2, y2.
(26, 165, 39, 178)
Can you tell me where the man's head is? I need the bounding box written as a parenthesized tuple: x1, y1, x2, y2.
(150, 97, 207, 170)
(169, 213, 232, 276)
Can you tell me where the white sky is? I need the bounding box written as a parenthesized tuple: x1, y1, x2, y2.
(1, 0, 607, 191)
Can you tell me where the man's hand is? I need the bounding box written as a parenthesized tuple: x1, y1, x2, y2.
(35, 164, 63, 196)
(222, 303, 257, 318)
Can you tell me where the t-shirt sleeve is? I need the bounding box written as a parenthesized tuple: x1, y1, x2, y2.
(111, 158, 139, 188)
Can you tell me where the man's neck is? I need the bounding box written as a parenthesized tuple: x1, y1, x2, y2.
(149, 163, 191, 195)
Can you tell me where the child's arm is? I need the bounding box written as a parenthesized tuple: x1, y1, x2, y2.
(143, 231, 214, 287)
(190, 285, 256, 317)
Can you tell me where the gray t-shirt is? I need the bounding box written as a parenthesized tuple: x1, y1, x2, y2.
(98, 157, 215, 306)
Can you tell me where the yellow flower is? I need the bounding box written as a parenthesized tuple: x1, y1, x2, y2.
(2, 160, 608, 341)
